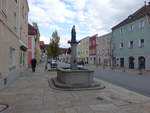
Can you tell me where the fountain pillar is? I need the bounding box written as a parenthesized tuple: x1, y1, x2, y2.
(68, 41, 79, 70)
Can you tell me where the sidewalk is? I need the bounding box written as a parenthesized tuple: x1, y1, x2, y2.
(0, 64, 150, 113)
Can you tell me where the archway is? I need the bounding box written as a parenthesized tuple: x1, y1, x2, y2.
(120, 58, 124, 67)
(138, 56, 145, 69)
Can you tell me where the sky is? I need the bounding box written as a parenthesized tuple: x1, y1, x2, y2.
(28, 0, 148, 48)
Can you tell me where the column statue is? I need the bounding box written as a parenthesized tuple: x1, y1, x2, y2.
(71, 25, 76, 42)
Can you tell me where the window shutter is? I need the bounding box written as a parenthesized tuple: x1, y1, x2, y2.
(119, 43, 121, 48)
(139, 40, 141, 48)
(128, 42, 130, 48)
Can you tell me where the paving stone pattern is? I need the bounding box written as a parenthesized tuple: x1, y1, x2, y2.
(0, 64, 150, 113)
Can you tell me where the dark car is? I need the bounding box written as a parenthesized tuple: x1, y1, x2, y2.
(78, 61, 84, 65)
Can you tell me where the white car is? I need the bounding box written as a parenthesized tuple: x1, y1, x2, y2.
(51, 60, 57, 68)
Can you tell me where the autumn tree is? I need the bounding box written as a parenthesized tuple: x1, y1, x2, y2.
(47, 30, 60, 59)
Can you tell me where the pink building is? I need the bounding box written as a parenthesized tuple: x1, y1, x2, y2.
(27, 24, 37, 67)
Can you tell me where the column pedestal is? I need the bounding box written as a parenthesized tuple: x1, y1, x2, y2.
(68, 41, 79, 70)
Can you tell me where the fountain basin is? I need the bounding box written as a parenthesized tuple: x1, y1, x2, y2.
(48, 67, 105, 90)
(57, 67, 94, 87)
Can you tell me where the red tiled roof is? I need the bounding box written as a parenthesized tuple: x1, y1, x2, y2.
(112, 4, 150, 29)
(28, 24, 37, 35)
(40, 41, 45, 46)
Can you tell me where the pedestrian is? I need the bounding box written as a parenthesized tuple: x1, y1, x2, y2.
(31, 58, 37, 72)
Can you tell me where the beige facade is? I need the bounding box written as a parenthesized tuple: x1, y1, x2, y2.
(0, 0, 29, 84)
(19, 0, 29, 68)
(80, 37, 89, 63)
(96, 33, 111, 66)
(33, 23, 41, 63)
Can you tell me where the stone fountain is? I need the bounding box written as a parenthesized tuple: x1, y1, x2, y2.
(49, 25, 105, 90)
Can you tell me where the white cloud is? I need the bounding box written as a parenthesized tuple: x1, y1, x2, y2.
(40, 36, 50, 44)
(28, 0, 147, 47)
(63, 0, 87, 10)
(29, 0, 76, 24)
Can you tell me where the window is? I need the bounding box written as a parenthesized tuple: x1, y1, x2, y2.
(93, 40, 95, 46)
(14, 12, 17, 32)
(20, 51, 25, 66)
(139, 39, 144, 48)
(129, 24, 134, 32)
(113, 44, 116, 50)
(22, 6, 25, 18)
(9, 48, 16, 68)
(139, 20, 145, 29)
(120, 27, 123, 33)
(86, 50, 88, 54)
(25, 12, 28, 23)
(120, 42, 124, 48)
(0, 0, 7, 16)
(89, 41, 92, 46)
(107, 39, 110, 44)
(128, 41, 133, 48)
(103, 39, 105, 43)
(93, 49, 96, 54)
(107, 49, 110, 55)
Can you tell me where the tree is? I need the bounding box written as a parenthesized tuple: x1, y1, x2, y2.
(47, 30, 60, 59)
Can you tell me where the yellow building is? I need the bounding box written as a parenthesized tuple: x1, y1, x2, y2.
(79, 37, 89, 64)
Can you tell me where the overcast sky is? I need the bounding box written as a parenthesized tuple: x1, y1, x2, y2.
(28, 0, 148, 47)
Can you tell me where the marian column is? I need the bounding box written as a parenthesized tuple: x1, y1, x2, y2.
(68, 25, 79, 70)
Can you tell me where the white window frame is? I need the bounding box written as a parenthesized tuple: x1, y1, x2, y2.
(120, 42, 123, 49)
(14, 12, 17, 32)
(128, 41, 133, 48)
(0, 0, 7, 16)
(129, 24, 134, 32)
(139, 39, 144, 48)
(139, 20, 145, 29)
(93, 40, 95, 46)
(120, 27, 123, 34)
(9, 48, 16, 68)
(89, 41, 92, 46)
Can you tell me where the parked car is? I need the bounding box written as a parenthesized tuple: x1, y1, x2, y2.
(78, 61, 84, 65)
(47, 58, 52, 63)
(51, 60, 57, 68)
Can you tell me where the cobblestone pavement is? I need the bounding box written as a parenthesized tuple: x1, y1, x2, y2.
(1, 64, 150, 113)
